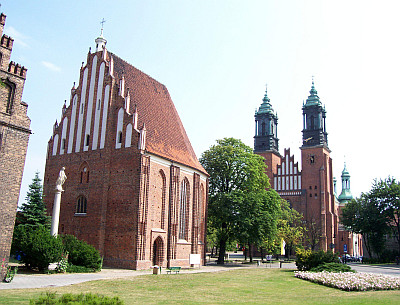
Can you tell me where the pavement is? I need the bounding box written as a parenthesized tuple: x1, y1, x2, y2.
(348, 262, 400, 278)
(2, 261, 398, 290)
(0, 261, 294, 290)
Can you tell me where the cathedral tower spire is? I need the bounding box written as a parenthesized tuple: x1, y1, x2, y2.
(301, 79, 328, 148)
(338, 162, 353, 203)
(254, 85, 279, 153)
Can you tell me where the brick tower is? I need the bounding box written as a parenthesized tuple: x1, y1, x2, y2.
(43, 31, 208, 270)
(0, 13, 30, 280)
(300, 81, 338, 251)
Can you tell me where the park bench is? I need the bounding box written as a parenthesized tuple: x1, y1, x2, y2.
(166, 267, 181, 274)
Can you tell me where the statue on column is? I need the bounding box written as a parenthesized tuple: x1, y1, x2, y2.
(51, 167, 67, 236)
(55, 167, 67, 191)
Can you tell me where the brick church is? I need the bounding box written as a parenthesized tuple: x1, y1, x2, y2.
(43, 31, 208, 270)
(0, 13, 31, 280)
(254, 83, 362, 256)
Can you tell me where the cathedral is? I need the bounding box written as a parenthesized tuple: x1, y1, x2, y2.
(0, 12, 30, 280)
(43, 31, 208, 270)
(254, 82, 362, 256)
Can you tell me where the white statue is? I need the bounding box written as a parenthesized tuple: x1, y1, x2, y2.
(55, 167, 67, 191)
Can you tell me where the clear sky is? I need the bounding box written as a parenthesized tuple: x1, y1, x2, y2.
(3, 0, 399, 205)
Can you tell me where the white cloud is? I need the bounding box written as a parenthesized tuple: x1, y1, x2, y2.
(5, 26, 29, 48)
(41, 61, 61, 72)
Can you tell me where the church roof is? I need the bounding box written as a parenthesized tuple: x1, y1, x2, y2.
(304, 80, 322, 107)
(256, 86, 275, 115)
(111, 53, 207, 175)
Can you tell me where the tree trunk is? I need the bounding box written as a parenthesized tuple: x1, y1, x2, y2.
(260, 247, 264, 262)
(363, 234, 373, 259)
(249, 243, 253, 263)
(217, 237, 227, 264)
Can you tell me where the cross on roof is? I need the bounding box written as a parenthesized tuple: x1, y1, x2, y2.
(100, 18, 106, 30)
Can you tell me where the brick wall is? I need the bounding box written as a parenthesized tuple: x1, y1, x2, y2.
(0, 13, 30, 281)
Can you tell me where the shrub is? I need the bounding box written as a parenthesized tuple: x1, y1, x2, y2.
(12, 225, 64, 271)
(30, 292, 124, 304)
(296, 249, 339, 271)
(310, 262, 354, 273)
(61, 235, 102, 270)
(66, 264, 97, 273)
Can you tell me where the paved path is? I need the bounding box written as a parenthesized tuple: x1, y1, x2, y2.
(1, 262, 294, 290)
(348, 263, 400, 278)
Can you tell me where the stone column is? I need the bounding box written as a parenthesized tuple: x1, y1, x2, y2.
(51, 185, 63, 236)
(51, 167, 67, 236)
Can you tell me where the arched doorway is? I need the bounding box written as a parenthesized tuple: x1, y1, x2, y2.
(152, 236, 164, 266)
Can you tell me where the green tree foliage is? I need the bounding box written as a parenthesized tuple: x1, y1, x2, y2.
(17, 172, 49, 227)
(277, 201, 305, 256)
(200, 138, 281, 264)
(12, 226, 64, 271)
(368, 178, 400, 255)
(61, 235, 102, 270)
(340, 178, 400, 259)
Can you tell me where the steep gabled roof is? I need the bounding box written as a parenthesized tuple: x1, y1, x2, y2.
(111, 53, 207, 175)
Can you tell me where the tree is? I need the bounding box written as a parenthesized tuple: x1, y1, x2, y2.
(277, 201, 305, 256)
(368, 178, 400, 255)
(17, 172, 49, 227)
(304, 216, 322, 251)
(200, 138, 280, 264)
(11, 225, 63, 271)
(341, 195, 389, 259)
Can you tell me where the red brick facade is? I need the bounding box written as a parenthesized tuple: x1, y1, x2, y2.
(255, 85, 362, 256)
(0, 13, 31, 280)
(43, 36, 208, 270)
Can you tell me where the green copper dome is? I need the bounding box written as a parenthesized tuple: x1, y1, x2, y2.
(338, 162, 353, 203)
(304, 80, 322, 107)
(341, 162, 350, 177)
(257, 86, 275, 115)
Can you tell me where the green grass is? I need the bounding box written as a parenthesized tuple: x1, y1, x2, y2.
(1, 268, 400, 304)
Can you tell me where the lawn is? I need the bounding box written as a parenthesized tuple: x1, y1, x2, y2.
(1, 268, 400, 304)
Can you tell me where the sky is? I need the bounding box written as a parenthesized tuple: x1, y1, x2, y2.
(2, 0, 400, 205)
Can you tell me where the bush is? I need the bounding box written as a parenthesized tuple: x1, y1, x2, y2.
(61, 235, 102, 271)
(30, 292, 124, 304)
(12, 225, 64, 271)
(310, 262, 354, 273)
(66, 264, 98, 273)
(296, 249, 339, 271)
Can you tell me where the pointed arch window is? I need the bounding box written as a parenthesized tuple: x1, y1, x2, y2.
(179, 178, 190, 240)
(76, 196, 87, 214)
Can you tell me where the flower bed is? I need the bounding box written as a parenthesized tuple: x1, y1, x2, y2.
(295, 271, 400, 291)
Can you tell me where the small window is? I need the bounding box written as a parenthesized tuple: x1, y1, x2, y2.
(309, 186, 312, 190)
(314, 185, 317, 189)
(61, 139, 66, 150)
(309, 193, 312, 198)
(314, 193, 317, 198)
(85, 134, 90, 146)
(118, 131, 122, 144)
(76, 196, 87, 214)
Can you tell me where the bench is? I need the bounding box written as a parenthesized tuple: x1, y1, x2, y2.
(166, 267, 181, 274)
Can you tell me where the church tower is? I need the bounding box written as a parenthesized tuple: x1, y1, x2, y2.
(254, 86, 279, 153)
(301, 80, 327, 148)
(254, 86, 281, 183)
(300, 80, 338, 251)
(338, 163, 352, 203)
